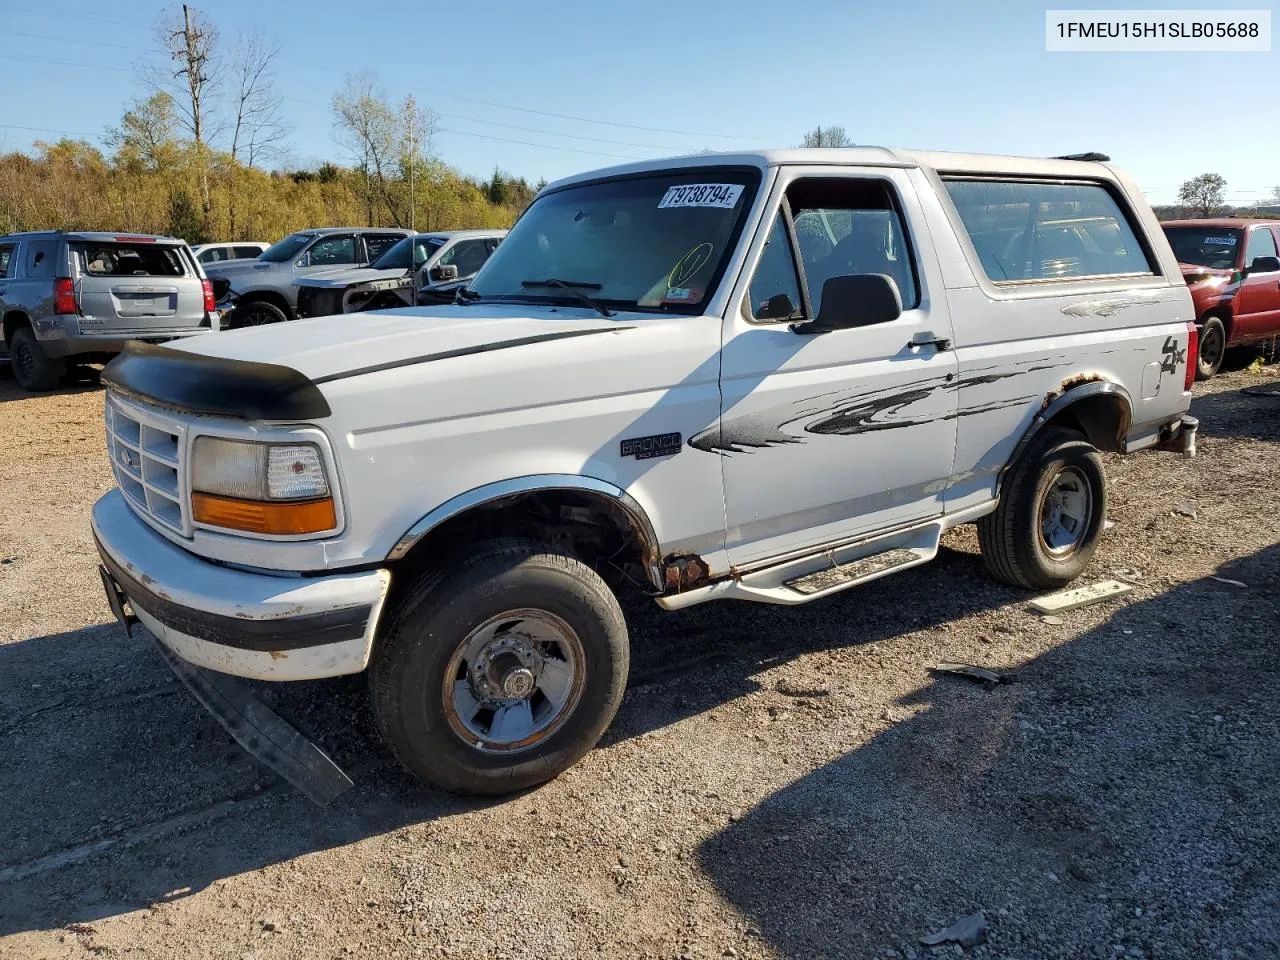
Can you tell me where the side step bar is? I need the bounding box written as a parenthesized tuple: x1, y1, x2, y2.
(658, 521, 942, 610)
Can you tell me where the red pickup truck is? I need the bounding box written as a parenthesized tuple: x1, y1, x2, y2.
(1162, 219, 1280, 379)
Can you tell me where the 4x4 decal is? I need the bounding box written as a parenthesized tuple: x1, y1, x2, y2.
(1160, 335, 1186, 374)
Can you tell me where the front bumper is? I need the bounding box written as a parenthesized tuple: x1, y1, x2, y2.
(92, 489, 390, 681)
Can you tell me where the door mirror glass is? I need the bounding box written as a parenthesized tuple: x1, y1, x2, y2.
(792, 274, 902, 334)
(431, 263, 460, 282)
(295, 253, 310, 267)
(1246, 255, 1280, 275)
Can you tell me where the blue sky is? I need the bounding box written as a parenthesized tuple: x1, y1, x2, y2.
(2, 0, 1276, 205)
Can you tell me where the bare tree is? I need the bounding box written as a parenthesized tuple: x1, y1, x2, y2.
(332, 72, 402, 225)
(1177, 173, 1227, 218)
(152, 4, 219, 221)
(228, 29, 288, 168)
(801, 125, 853, 148)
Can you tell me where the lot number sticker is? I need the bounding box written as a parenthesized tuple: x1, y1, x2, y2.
(658, 183, 744, 210)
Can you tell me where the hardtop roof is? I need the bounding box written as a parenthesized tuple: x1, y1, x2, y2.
(0, 230, 185, 244)
(1161, 218, 1279, 229)
(542, 147, 1119, 193)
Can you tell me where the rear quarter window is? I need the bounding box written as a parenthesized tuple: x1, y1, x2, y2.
(943, 179, 1155, 283)
(75, 242, 186, 277)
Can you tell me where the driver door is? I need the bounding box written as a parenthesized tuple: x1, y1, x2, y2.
(716, 168, 959, 568)
(1235, 225, 1280, 341)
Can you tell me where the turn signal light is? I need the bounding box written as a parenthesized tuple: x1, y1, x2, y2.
(192, 493, 336, 535)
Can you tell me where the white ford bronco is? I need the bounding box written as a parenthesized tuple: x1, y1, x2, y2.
(93, 148, 1199, 796)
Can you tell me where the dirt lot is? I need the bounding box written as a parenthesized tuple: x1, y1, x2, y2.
(1, 364, 1278, 960)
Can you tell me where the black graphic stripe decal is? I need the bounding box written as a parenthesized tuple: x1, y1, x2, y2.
(311, 326, 634, 385)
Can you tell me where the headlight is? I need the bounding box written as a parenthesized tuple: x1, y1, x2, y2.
(191, 437, 336, 535)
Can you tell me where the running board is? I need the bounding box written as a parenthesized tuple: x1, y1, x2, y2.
(657, 521, 942, 610)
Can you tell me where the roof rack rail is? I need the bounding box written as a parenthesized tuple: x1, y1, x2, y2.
(1055, 152, 1110, 162)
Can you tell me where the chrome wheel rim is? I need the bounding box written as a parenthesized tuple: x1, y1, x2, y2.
(1039, 466, 1093, 557)
(442, 609, 585, 754)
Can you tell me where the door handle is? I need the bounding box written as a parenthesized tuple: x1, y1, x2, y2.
(908, 336, 951, 352)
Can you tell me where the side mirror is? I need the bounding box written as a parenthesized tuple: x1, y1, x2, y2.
(792, 274, 902, 335)
(1245, 255, 1280, 275)
(295, 252, 310, 267)
(430, 263, 460, 283)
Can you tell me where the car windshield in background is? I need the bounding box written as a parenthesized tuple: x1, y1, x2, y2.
(371, 235, 446, 271)
(1163, 227, 1242, 270)
(259, 233, 313, 263)
(75, 242, 184, 277)
(467, 170, 759, 313)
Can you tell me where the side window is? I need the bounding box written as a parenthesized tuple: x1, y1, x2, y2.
(200, 248, 227, 263)
(307, 235, 357, 266)
(1244, 227, 1278, 269)
(0, 244, 16, 278)
(438, 239, 492, 275)
(362, 234, 403, 262)
(787, 178, 920, 315)
(944, 179, 1154, 282)
(27, 240, 56, 279)
(747, 216, 804, 321)
(235, 246, 263, 259)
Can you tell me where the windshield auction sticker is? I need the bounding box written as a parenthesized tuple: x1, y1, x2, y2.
(1046, 10, 1270, 51)
(658, 184, 744, 209)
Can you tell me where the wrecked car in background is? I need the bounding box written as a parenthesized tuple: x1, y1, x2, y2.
(92, 147, 1198, 800)
(295, 230, 506, 318)
(206, 227, 411, 327)
(1162, 218, 1280, 379)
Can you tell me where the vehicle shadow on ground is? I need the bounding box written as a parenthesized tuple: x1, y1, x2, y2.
(0, 366, 102, 403)
(0, 540, 1019, 938)
(698, 545, 1280, 959)
(1190, 374, 1280, 442)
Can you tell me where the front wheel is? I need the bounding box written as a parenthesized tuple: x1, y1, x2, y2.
(370, 539, 629, 795)
(1196, 316, 1226, 381)
(978, 426, 1107, 591)
(227, 299, 288, 328)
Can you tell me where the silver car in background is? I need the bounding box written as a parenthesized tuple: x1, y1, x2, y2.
(0, 230, 217, 391)
(206, 227, 410, 327)
(190, 241, 268, 265)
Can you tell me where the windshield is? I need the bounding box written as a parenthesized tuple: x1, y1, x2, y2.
(259, 233, 313, 263)
(467, 169, 759, 313)
(371, 235, 447, 270)
(1163, 226, 1242, 270)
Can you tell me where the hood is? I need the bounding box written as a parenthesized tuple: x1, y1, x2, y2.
(204, 259, 279, 279)
(170, 305, 645, 382)
(1178, 262, 1234, 285)
(295, 266, 409, 289)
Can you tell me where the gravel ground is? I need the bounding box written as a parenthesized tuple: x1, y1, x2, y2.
(1, 362, 1278, 960)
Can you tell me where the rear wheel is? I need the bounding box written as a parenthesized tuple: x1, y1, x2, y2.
(370, 538, 629, 795)
(1196, 316, 1226, 380)
(978, 426, 1107, 590)
(9, 326, 64, 391)
(228, 299, 288, 328)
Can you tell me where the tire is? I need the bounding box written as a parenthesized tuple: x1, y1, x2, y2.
(1196, 316, 1226, 381)
(370, 538, 629, 795)
(227, 299, 288, 328)
(9, 326, 65, 392)
(978, 426, 1107, 591)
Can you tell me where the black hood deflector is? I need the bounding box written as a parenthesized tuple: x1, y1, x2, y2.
(102, 341, 332, 420)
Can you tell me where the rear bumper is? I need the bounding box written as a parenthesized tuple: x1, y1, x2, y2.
(92, 489, 390, 681)
(39, 325, 217, 358)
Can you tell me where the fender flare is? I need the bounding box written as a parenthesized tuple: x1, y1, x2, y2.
(385, 474, 664, 585)
(997, 379, 1133, 496)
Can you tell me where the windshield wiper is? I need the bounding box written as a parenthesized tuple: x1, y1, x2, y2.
(520, 278, 613, 318)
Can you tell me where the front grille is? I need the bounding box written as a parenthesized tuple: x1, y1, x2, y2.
(105, 392, 191, 537)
